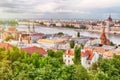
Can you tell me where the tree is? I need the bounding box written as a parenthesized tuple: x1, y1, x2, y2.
(57, 32, 64, 35)
(74, 46, 81, 64)
(47, 49, 64, 64)
(80, 43, 84, 49)
(75, 65, 89, 80)
(77, 32, 80, 37)
(90, 55, 120, 80)
(70, 40, 75, 48)
(8, 20, 18, 26)
(110, 41, 116, 46)
(47, 49, 55, 57)
(5, 35, 14, 41)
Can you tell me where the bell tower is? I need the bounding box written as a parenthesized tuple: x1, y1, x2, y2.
(100, 26, 110, 45)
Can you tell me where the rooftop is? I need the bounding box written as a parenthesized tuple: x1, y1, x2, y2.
(20, 46, 47, 56)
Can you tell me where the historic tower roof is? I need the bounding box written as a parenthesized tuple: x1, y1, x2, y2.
(107, 15, 112, 22)
(100, 27, 107, 40)
(100, 27, 110, 45)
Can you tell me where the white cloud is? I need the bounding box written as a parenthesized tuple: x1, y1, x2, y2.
(0, 0, 120, 19)
(35, 2, 57, 13)
(79, 0, 120, 9)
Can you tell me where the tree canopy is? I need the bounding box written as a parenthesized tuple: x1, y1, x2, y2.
(0, 47, 90, 80)
(0, 46, 120, 80)
(70, 40, 75, 48)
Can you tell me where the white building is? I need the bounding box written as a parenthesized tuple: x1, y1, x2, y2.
(63, 49, 99, 68)
(63, 49, 74, 65)
(81, 49, 99, 68)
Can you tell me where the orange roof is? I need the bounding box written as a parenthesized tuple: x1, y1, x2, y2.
(81, 52, 88, 57)
(8, 28, 17, 32)
(100, 27, 107, 40)
(0, 43, 13, 50)
(21, 46, 47, 56)
(64, 49, 74, 56)
(64, 49, 94, 60)
(81, 50, 94, 60)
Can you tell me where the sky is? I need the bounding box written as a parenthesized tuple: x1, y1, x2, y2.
(0, 0, 120, 19)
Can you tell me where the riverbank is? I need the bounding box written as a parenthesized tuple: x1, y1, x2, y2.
(37, 25, 120, 36)
(87, 30, 120, 36)
(17, 25, 120, 44)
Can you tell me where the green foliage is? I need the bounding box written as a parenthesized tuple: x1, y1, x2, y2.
(70, 40, 75, 48)
(57, 32, 64, 35)
(0, 20, 18, 26)
(8, 20, 18, 26)
(0, 20, 4, 24)
(80, 43, 84, 49)
(74, 46, 81, 64)
(90, 55, 120, 80)
(5, 35, 14, 41)
(47, 49, 55, 57)
(76, 65, 89, 80)
(0, 44, 120, 80)
(77, 32, 80, 37)
(47, 49, 63, 64)
(110, 41, 116, 46)
(0, 47, 90, 80)
(65, 25, 75, 28)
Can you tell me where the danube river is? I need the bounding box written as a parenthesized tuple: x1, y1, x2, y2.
(17, 25, 120, 45)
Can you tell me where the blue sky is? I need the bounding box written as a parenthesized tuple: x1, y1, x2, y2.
(0, 0, 120, 19)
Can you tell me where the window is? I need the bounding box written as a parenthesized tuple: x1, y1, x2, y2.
(68, 60, 70, 63)
(68, 55, 70, 58)
(88, 61, 91, 65)
(72, 58, 74, 61)
(64, 59, 66, 62)
(65, 55, 66, 57)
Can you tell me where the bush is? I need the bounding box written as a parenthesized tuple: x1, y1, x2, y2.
(70, 40, 75, 48)
(57, 32, 64, 35)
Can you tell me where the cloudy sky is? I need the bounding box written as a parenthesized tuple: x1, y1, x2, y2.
(0, 0, 120, 19)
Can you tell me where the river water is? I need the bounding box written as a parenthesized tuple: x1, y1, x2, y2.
(17, 25, 120, 45)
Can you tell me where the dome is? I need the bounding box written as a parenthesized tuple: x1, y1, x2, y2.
(107, 15, 112, 22)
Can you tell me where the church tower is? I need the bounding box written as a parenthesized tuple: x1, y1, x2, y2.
(100, 27, 110, 45)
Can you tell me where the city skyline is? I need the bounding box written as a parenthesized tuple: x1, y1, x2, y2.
(0, 0, 120, 19)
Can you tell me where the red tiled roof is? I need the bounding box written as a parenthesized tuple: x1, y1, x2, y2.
(21, 46, 47, 56)
(64, 49, 74, 56)
(64, 49, 94, 60)
(81, 52, 88, 57)
(0, 43, 13, 50)
(81, 50, 94, 60)
(8, 28, 17, 32)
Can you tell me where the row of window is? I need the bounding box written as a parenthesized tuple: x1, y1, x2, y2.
(64, 55, 70, 58)
(64, 59, 71, 63)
